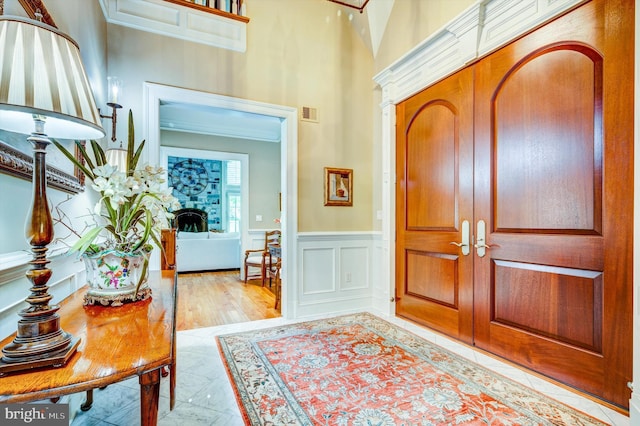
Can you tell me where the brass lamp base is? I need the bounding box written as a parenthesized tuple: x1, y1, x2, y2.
(0, 336, 79, 375)
(0, 124, 80, 375)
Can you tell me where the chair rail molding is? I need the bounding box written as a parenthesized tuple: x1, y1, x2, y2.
(98, 0, 247, 52)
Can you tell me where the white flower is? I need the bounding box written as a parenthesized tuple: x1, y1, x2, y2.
(53, 109, 180, 256)
(93, 164, 117, 178)
(91, 176, 109, 193)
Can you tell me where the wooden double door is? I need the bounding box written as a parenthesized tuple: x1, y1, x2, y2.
(395, 0, 632, 409)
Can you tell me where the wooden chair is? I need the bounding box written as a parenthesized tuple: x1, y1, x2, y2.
(244, 230, 280, 286)
(267, 250, 282, 309)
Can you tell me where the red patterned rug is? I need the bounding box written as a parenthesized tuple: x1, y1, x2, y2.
(217, 313, 607, 425)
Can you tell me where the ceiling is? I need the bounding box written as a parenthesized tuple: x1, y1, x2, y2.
(159, 101, 283, 143)
(327, 0, 370, 13)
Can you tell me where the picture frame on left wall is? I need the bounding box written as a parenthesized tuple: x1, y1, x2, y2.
(0, 131, 85, 194)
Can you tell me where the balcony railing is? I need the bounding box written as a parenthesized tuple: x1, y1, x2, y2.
(163, 0, 249, 23)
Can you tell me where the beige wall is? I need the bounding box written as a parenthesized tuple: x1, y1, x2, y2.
(161, 131, 281, 229)
(374, 0, 476, 74)
(0, 0, 481, 253)
(104, 0, 375, 232)
(47, 0, 108, 106)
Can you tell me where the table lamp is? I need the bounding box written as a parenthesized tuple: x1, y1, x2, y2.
(0, 16, 105, 374)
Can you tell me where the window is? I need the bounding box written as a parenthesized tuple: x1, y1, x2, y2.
(162, 147, 246, 234)
(227, 192, 241, 232)
(225, 160, 242, 232)
(226, 160, 241, 186)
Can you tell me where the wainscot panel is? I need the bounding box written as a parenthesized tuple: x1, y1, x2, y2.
(370, 236, 388, 314)
(0, 249, 85, 339)
(295, 232, 378, 318)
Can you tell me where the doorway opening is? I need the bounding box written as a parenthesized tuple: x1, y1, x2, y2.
(143, 82, 298, 320)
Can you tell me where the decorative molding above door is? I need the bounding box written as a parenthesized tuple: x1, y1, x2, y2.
(374, 0, 585, 104)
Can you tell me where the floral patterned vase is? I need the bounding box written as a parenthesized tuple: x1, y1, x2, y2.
(82, 250, 151, 306)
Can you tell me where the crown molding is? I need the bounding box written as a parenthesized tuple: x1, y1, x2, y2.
(374, 0, 586, 103)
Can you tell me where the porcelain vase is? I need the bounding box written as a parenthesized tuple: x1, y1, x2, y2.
(82, 249, 151, 306)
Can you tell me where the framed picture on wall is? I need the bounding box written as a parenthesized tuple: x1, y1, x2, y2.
(0, 133, 85, 194)
(324, 167, 353, 206)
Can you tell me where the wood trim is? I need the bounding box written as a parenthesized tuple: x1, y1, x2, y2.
(0, 271, 175, 407)
(326, 0, 369, 13)
(161, 228, 176, 270)
(17, 0, 56, 27)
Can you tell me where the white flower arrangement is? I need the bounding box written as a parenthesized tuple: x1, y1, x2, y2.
(53, 110, 180, 256)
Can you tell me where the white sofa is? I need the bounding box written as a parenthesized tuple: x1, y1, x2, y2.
(176, 231, 241, 272)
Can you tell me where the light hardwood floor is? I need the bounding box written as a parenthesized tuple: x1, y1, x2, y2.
(176, 269, 281, 331)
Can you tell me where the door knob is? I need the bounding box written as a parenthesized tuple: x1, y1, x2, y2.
(474, 219, 492, 257)
(449, 219, 470, 256)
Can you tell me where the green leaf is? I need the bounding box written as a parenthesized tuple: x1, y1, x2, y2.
(131, 139, 145, 172)
(69, 226, 104, 255)
(150, 230, 162, 251)
(74, 140, 97, 175)
(123, 209, 144, 230)
(51, 140, 94, 180)
(130, 210, 152, 252)
(90, 140, 106, 167)
(133, 255, 149, 299)
(127, 110, 136, 173)
(104, 224, 118, 240)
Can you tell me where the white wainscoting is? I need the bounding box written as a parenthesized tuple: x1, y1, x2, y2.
(246, 228, 271, 251)
(0, 250, 85, 339)
(294, 232, 382, 318)
(0, 231, 384, 338)
(370, 236, 390, 316)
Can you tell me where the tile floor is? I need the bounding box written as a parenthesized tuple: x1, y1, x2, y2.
(70, 312, 630, 426)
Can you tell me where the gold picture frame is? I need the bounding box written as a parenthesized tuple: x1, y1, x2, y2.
(324, 167, 353, 207)
(0, 137, 85, 194)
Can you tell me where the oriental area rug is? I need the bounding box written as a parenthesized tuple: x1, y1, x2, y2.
(216, 313, 607, 425)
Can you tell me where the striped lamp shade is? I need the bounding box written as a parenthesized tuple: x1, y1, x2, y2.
(0, 16, 104, 139)
(105, 147, 128, 173)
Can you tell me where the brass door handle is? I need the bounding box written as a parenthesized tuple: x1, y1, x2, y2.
(449, 219, 470, 256)
(474, 242, 493, 249)
(475, 219, 491, 257)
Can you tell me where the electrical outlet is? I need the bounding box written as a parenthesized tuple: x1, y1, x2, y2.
(346, 272, 352, 282)
(256, 215, 262, 222)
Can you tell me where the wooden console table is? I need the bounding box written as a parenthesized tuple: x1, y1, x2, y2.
(0, 270, 177, 426)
